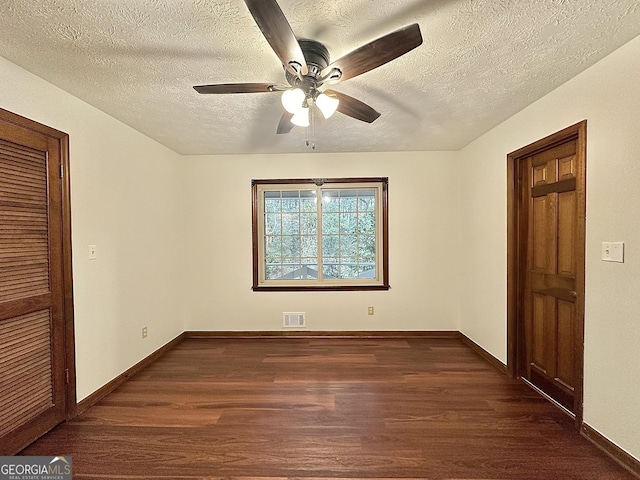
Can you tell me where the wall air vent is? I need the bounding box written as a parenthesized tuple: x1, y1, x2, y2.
(283, 312, 306, 328)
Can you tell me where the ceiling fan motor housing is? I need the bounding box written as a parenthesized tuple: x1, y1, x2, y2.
(285, 39, 330, 85)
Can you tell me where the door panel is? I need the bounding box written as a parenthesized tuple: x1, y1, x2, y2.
(530, 293, 547, 371)
(0, 310, 53, 438)
(532, 194, 555, 272)
(508, 121, 586, 422)
(558, 191, 576, 275)
(0, 139, 51, 302)
(0, 109, 73, 454)
(556, 299, 575, 388)
(524, 140, 578, 411)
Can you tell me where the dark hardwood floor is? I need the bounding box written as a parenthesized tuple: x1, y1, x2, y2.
(21, 337, 635, 479)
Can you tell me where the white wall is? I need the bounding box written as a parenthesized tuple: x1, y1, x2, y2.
(183, 151, 461, 332)
(459, 35, 640, 460)
(0, 57, 186, 401)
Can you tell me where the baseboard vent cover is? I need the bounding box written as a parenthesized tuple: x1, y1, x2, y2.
(283, 312, 306, 328)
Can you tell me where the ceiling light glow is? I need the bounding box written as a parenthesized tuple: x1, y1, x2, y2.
(291, 107, 310, 127)
(281, 88, 306, 114)
(316, 93, 339, 119)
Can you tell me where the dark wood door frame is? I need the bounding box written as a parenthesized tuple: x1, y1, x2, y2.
(0, 107, 76, 446)
(507, 120, 587, 428)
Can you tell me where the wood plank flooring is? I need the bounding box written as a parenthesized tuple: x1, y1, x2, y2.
(20, 337, 635, 480)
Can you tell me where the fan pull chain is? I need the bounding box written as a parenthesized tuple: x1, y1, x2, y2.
(306, 102, 316, 150)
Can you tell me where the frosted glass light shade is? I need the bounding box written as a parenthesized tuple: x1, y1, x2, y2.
(281, 88, 305, 114)
(316, 93, 339, 119)
(291, 107, 310, 127)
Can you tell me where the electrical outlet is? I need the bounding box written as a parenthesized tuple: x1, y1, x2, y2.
(368, 306, 374, 315)
(142, 327, 148, 339)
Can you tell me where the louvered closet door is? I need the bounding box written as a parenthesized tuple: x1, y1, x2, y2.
(0, 119, 67, 454)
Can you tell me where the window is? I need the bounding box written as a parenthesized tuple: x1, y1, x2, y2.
(252, 178, 389, 291)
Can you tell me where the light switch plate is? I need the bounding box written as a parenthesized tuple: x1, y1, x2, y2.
(88, 245, 97, 260)
(602, 242, 624, 263)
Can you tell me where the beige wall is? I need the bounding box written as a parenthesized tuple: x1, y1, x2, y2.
(0, 57, 186, 400)
(183, 151, 461, 332)
(459, 34, 640, 460)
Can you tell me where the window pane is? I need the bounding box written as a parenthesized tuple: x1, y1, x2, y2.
(358, 263, 376, 278)
(340, 212, 357, 234)
(265, 192, 281, 213)
(339, 192, 357, 212)
(282, 213, 299, 234)
(322, 234, 339, 258)
(265, 213, 281, 235)
(358, 190, 375, 211)
(320, 187, 378, 281)
(301, 259, 318, 279)
(282, 264, 301, 279)
(358, 212, 375, 234)
(281, 193, 299, 212)
(300, 191, 317, 212)
(262, 189, 317, 282)
(322, 190, 339, 212)
(265, 236, 281, 261)
(300, 213, 317, 234)
(322, 258, 338, 279)
(340, 235, 357, 256)
(322, 213, 339, 234)
(265, 265, 282, 280)
(338, 263, 357, 279)
(359, 234, 376, 257)
(282, 236, 300, 258)
(301, 235, 317, 257)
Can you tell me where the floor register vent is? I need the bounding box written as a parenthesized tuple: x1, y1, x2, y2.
(283, 312, 306, 328)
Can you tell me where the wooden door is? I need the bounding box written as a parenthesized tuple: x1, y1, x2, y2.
(0, 108, 75, 454)
(508, 121, 586, 422)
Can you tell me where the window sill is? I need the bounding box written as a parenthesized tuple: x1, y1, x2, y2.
(251, 284, 390, 292)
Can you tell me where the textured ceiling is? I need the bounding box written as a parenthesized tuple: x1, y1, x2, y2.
(1, 0, 640, 155)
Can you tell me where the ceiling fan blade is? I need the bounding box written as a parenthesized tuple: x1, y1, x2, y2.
(277, 111, 295, 134)
(193, 83, 287, 94)
(243, 0, 308, 76)
(325, 90, 381, 123)
(321, 23, 422, 83)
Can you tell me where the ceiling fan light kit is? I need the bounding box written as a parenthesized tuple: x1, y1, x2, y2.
(193, 0, 423, 146)
(281, 88, 306, 114)
(291, 107, 310, 127)
(282, 89, 338, 120)
(316, 93, 339, 119)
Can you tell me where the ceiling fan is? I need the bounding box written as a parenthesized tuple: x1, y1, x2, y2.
(193, 0, 423, 137)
